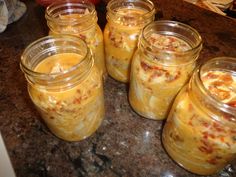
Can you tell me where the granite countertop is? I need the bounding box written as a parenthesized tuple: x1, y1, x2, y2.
(0, 0, 236, 177)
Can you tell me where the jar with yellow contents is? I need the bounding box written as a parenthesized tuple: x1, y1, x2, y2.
(104, 0, 155, 83)
(162, 57, 236, 175)
(129, 21, 202, 120)
(45, 0, 106, 78)
(20, 35, 105, 141)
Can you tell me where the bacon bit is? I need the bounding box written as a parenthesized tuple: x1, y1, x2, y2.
(230, 130, 236, 134)
(199, 145, 213, 154)
(141, 61, 152, 71)
(188, 115, 196, 126)
(201, 139, 207, 146)
(200, 139, 214, 154)
(206, 158, 218, 165)
(207, 156, 223, 165)
(108, 30, 123, 48)
(51, 108, 56, 112)
(155, 66, 168, 72)
(202, 72, 219, 80)
(123, 15, 135, 21)
(38, 94, 44, 101)
(170, 132, 184, 142)
(201, 121, 210, 128)
(140, 60, 180, 83)
(202, 132, 215, 139)
(166, 46, 175, 51)
(109, 34, 116, 43)
(73, 97, 81, 104)
(228, 100, 236, 107)
(169, 37, 176, 43)
(223, 113, 235, 121)
(76, 89, 81, 93)
(166, 71, 181, 82)
(49, 117, 54, 120)
(150, 70, 163, 80)
(220, 137, 225, 142)
(140, 61, 169, 75)
(219, 73, 233, 85)
(79, 34, 86, 40)
(146, 87, 153, 92)
(213, 122, 225, 132)
(209, 133, 215, 139)
(188, 121, 193, 126)
(190, 114, 196, 121)
(148, 69, 167, 82)
(216, 156, 222, 159)
(149, 37, 157, 44)
(108, 31, 112, 38)
(212, 81, 224, 87)
(202, 132, 208, 139)
(188, 103, 193, 111)
(209, 85, 231, 100)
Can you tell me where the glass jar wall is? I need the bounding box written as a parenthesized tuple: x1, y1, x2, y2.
(162, 57, 236, 175)
(45, 0, 106, 78)
(129, 20, 202, 120)
(104, 0, 155, 83)
(20, 35, 105, 141)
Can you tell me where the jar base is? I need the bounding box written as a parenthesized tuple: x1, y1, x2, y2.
(128, 93, 167, 120)
(162, 134, 220, 176)
(129, 100, 166, 120)
(47, 118, 103, 142)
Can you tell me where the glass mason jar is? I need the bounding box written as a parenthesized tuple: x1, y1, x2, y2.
(20, 35, 105, 141)
(104, 0, 155, 83)
(162, 57, 236, 175)
(129, 21, 202, 120)
(45, 0, 106, 78)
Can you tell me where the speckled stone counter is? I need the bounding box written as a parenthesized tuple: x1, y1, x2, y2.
(0, 0, 236, 177)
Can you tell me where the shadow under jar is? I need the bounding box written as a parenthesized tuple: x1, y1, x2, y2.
(45, 0, 106, 78)
(20, 35, 105, 141)
(104, 0, 155, 83)
(129, 20, 202, 120)
(162, 57, 236, 175)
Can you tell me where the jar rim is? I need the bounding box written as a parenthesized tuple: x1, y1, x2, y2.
(106, 0, 155, 26)
(141, 20, 203, 56)
(195, 57, 236, 113)
(20, 35, 90, 79)
(45, 0, 96, 25)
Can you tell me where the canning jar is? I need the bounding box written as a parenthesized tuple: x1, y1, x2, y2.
(20, 35, 105, 141)
(162, 57, 236, 175)
(104, 0, 155, 83)
(129, 21, 202, 120)
(45, 0, 106, 78)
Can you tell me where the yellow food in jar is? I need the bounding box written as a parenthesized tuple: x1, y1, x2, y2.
(49, 13, 106, 78)
(28, 53, 105, 141)
(104, 8, 150, 82)
(163, 70, 236, 175)
(129, 34, 194, 120)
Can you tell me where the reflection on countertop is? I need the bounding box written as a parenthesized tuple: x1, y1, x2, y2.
(0, 0, 236, 177)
